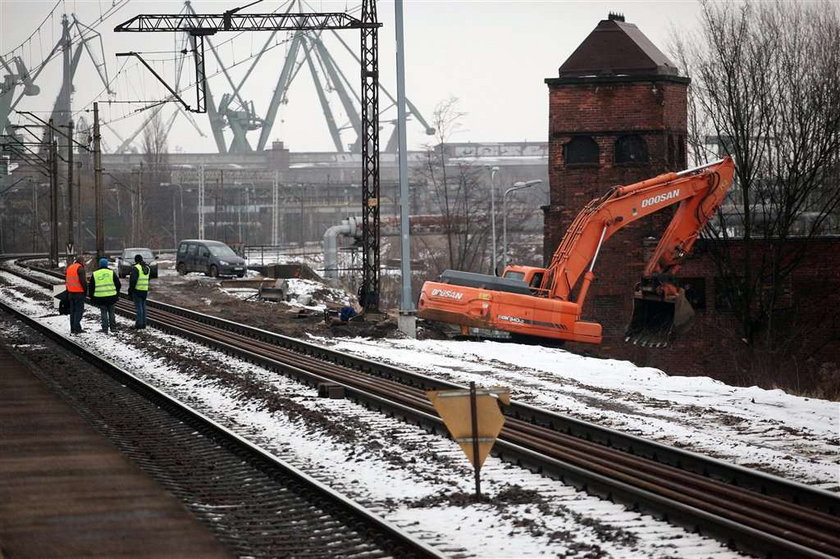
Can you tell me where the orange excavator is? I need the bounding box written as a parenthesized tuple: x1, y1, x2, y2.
(417, 157, 736, 347)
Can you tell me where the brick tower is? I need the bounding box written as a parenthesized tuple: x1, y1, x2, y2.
(543, 13, 690, 353)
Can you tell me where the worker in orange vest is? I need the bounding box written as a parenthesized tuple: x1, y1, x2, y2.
(65, 255, 88, 334)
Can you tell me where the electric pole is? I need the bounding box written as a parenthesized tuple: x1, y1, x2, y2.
(215, 171, 221, 240)
(395, 0, 415, 336)
(94, 102, 104, 259)
(67, 119, 74, 255)
(76, 161, 82, 252)
(48, 121, 59, 268)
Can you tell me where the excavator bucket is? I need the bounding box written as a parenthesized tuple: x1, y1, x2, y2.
(625, 290, 695, 348)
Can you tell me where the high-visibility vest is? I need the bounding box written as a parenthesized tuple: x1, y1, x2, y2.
(134, 263, 150, 291)
(92, 268, 117, 298)
(66, 262, 84, 292)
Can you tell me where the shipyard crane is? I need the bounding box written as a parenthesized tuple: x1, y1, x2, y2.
(114, 1, 434, 155)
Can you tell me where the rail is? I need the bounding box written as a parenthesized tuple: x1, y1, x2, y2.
(0, 285, 442, 558)
(3, 255, 839, 558)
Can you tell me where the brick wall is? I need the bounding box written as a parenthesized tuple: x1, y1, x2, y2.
(574, 238, 840, 386)
(543, 74, 840, 386)
(543, 74, 691, 361)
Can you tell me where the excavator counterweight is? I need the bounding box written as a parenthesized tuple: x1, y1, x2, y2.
(417, 158, 736, 347)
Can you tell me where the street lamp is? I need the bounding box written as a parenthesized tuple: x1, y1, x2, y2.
(234, 181, 256, 245)
(502, 179, 543, 270)
(487, 166, 500, 274)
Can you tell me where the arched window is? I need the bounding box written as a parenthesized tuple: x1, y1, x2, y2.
(564, 136, 599, 166)
(615, 135, 649, 164)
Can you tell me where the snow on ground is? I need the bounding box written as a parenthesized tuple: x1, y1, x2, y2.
(314, 337, 840, 488)
(0, 273, 743, 558)
(2, 266, 837, 488)
(284, 277, 353, 309)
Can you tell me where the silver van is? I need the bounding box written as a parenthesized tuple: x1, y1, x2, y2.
(176, 240, 247, 278)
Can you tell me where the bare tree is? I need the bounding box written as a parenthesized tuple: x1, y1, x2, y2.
(142, 111, 169, 170)
(673, 0, 840, 352)
(413, 97, 489, 275)
(139, 112, 171, 247)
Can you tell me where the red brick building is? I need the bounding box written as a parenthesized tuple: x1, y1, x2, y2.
(542, 14, 840, 388)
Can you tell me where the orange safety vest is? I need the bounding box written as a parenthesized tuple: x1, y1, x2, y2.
(66, 262, 85, 292)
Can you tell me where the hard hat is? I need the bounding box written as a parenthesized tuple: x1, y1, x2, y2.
(99, 258, 109, 268)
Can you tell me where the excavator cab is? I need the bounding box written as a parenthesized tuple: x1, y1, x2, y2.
(625, 278, 695, 347)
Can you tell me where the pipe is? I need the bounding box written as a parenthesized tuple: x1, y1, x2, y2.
(323, 216, 361, 279)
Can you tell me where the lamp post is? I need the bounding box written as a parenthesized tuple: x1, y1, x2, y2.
(502, 179, 542, 270)
(488, 166, 500, 274)
(234, 181, 255, 245)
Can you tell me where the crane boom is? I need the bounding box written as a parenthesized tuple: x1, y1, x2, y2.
(114, 13, 376, 33)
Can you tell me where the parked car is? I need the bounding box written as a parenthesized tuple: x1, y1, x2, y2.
(117, 247, 158, 278)
(176, 239, 247, 278)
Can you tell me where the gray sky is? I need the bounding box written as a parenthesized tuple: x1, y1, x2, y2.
(0, 0, 702, 153)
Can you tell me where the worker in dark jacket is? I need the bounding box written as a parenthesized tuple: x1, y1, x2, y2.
(128, 253, 151, 329)
(65, 255, 88, 334)
(88, 257, 121, 334)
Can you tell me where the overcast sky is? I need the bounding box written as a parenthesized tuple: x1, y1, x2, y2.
(0, 0, 702, 153)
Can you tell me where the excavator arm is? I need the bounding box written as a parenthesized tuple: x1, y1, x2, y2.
(543, 157, 735, 345)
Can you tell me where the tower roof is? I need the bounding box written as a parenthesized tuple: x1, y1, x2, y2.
(558, 14, 679, 78)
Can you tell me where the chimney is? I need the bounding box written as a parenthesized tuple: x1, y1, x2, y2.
(608, 12, 625, 22)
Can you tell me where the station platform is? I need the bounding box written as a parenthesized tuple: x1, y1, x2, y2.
(0, 343, 229, 558)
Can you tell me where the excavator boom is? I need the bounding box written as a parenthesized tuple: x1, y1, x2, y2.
(417, 158, 736, 346)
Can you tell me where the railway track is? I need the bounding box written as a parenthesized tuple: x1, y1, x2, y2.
(3, 256, 839, 558)
(0, 281, 442, 557)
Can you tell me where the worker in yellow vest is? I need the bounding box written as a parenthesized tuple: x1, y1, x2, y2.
(88, 258, 121, 334)
(65, 255, 88, 334)
(128, 253, 151, 329)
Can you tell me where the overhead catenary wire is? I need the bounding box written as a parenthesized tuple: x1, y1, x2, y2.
(73, 0, 294, 119)
(90, 33, 298, 125)
(2, 0, 63, 60)
(4, 0, 129, 77)
(38, 0, 371, 148)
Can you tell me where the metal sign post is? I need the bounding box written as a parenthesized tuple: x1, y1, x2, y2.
(469, 381, 481, 496)
(427, 385, 510, 499)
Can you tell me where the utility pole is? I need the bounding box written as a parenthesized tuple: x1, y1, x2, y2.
(214, 171, 221, 240)
(66, 119, 74, 254)
(272, 171, 279, 246)
(75, 161, 82, 252)
(395, 0, 415, 337)
(198, 164, 205, 240)
(31, 180, 37, 252)
(48, 121, 59, 268)
(360, 0, 380, 312)
(137, 162, 144, 245)
(130, 174, 137, 246)
(94, 102, 104, 259)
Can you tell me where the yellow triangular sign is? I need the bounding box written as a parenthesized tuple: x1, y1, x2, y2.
(427, 387, 509, 469)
